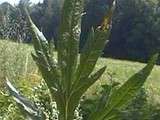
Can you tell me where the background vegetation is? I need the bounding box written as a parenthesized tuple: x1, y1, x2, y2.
(0, 40, 160, 119)
(0, 0, 160, 119)
(1, 0, 160, 62)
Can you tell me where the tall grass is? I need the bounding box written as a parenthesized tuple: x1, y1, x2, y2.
(0, 40, 37, 83)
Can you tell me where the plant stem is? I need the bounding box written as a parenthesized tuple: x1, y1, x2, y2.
(58, 100, 75, 120)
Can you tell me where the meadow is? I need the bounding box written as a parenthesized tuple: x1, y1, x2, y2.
(0, 40, 160, 101)
(0, 40, 160, 119)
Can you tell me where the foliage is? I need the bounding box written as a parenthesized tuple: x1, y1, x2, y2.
(30, 0, 160, 62)
(119, 88, 160, 120)
(30, 0, 63, 46)
(1, 0, 160, 62)
(0, 2, 31, 42)
(0, 40, 160, 119)
(81, 85, 160, 120)
(4, 1, 159, 120)
(119, 88, 148, 120)
(0, 40, 40, 120)
(0, 90, 25, 120)
(105, 0, 160, 62)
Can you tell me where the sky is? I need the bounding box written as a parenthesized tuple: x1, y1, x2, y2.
(0, 0, 43, 5)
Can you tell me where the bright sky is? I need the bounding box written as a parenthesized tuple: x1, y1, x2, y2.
(0, 0, 44, 5)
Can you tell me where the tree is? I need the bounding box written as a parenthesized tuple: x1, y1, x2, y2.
(30, 0, 64, 47)
(104, 0, 160, 62)
(0, 1, 31, 42)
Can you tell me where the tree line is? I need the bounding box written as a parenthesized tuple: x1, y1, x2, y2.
(0, 0, 160, 62)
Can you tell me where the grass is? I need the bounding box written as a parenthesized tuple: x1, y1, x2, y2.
(0, 39, 160, 105)
(94, 58, 160, 105)
(0, 40, 40, 92)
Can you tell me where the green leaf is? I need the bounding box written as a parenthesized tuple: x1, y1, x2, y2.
(25, 9, 61, 93)
(73, 28, 109, 90)
(95, 85, 114, 112)
(71, 0, 115, 90)
(57, 0, 84, 93)
(73, 0, 115, 91)
(67, 66, 106, 118)
(6, 80, 46, 120)
(88, 53, 159, 120)
(31, 53, 59, 91)
(55, 0, 84, 119)
(74, 66, 107, 96)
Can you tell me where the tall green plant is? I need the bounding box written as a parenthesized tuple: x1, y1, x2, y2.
(6, 0, 158, 120)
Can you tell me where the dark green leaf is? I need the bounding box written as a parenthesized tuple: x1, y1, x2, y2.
(88, 53, 158, 120)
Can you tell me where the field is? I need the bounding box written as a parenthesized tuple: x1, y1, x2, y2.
(0, 40, 37, 93)
(0, 40, 160, 105)
(96, 58, 160, 105)
(0, 40, 160, 98)
(0, 40, 160, 102)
